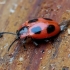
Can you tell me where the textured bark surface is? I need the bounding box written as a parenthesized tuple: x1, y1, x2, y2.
(0, 0, 70, 70)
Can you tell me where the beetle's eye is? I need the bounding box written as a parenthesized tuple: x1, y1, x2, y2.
(47, 25, 55, 33)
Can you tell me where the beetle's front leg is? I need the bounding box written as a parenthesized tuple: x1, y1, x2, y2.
(21, 42, 27, 51)
(22, 44, 27, 51)
(21, 38, 27, 51)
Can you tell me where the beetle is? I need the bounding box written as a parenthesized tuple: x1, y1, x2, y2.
(0, 18, 70, 51)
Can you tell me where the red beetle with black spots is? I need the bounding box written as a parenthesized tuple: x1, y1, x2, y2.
(0, 18, 69, 51)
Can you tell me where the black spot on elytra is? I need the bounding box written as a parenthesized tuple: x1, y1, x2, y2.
(47, 25, 55, 33)
(43, 18, 53, 21)
(31, 26, 41, 34)
(28, 19, 38, 23)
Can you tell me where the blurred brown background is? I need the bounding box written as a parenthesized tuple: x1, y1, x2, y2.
(0, 0, 70, 70)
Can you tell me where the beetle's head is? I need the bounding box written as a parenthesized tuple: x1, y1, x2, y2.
(0, 26, 28, 51)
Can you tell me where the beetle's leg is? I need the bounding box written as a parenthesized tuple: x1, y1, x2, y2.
(21, 37, 27, 51)
(44, 37, 55, 43)
(31, 39, 39, 46)
(44, 39, 50, 42)
(22, 37, 27, 43)
(23, 45, 27, 51)
(21, 41, 27, 51)
(33, 41, 38, 46)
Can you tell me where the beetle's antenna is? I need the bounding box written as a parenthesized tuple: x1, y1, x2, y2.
(8, 38, 18, 51)
(0, 32, 16, 38)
